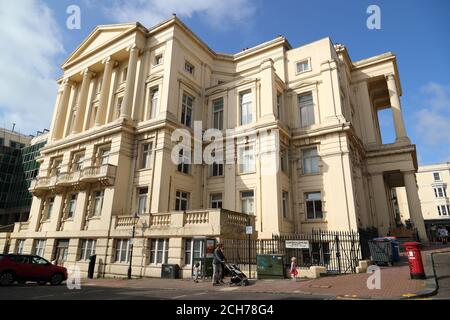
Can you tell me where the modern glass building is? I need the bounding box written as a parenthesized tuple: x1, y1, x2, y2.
(0, 129, 47, 227)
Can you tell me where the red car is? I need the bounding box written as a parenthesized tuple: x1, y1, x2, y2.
(0, 254, 68, 286)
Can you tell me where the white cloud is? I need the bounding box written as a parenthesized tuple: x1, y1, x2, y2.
(0, 0, 64, 135)
(412, 82, 450, 163)
(104, 0, 256, 30)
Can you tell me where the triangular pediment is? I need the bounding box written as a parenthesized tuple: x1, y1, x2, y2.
(62, 23, 138, 68)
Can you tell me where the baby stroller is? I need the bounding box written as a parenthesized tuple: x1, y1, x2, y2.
(225, 263, 250, 286)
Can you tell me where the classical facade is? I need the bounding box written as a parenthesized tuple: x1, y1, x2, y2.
(0, 16, 427, 278)
(397, 163, 450, 238)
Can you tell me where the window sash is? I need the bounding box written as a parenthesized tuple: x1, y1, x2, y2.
(282, 192, 289, 218)
(305, 192, 323, 220)
(210, 194, 223, 209)
(137, 191, 147, 215)
(176, 192, 189, 211)
(149, 88, 158, 119)
(93, 191, 104, 216)
(181, 94, 193, 127)
(299, 93, 314, 127)
(239, 146, 255, 173)
(115, 239, 131, 263)
(141, 143, 152, 169)
(212, 98, 224, 130)
(297, 60, 310, 73)
(211, 162, 223, 177)
(241, 191, 254, 214)
(67, 195, 77, 218)
(302, 147, 319, 174)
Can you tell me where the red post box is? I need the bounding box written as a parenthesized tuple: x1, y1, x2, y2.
(404, 242, 426, 280)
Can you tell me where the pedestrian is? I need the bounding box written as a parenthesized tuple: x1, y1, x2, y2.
(212, 243, 225, 286)
(193, 262, 201, 283)
(290, 257, 298, 281)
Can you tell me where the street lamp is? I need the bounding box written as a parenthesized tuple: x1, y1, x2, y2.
(127, 212, 139, 280)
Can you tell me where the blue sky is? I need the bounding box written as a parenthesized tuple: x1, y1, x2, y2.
(0, 0, 449, 164)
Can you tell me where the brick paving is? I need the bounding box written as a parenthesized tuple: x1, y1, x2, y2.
(81, 261, 425, 299)
(78, 245, 450, 299)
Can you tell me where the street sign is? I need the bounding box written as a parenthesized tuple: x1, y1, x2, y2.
(245, 226, 253, 235)
(285, 240, 309, 249)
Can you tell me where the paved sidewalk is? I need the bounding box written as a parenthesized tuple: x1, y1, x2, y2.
(81, 260, 425, 299)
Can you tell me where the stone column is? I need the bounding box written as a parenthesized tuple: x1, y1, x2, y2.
(95, 57, 115, 126)
(120, 45, 140, 119)
(403, 171, 428, 242)
(386, 74, 409, 143)
(72, 69, 94, 133)
(370, 173, 392, 236)
(51, 79, 72, 140)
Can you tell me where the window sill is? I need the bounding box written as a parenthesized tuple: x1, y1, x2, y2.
(295, 68, 312, 76)
(87, 216, 101, 221)
(208, 175, 224, 179)
(300, 172, 322, 177)
(237, 171, 257, 176)
(303, 219, 327, 224)
(136, 167, 152, 172)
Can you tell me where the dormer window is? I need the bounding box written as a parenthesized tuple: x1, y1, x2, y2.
(185, 61, 195, 75)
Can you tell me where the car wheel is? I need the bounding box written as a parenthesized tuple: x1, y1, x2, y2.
(50, 273, 63, 286)
(0, 271, 15, 286)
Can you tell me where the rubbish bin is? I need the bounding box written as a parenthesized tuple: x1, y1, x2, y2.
(161, 264, 180, 279)
(88, 254, 96, 279)
(256, 254, 284, 279)
(368, 239, 393, 266)
(383, 237, 400, 262)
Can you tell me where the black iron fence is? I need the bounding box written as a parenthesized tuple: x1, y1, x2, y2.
(223, 229, 378, 274)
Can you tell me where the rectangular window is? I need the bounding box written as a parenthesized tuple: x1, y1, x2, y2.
(438, 205, 448, 216)
(72, 152, 84, 172)
(305, 192, 323, 220)
(240, 91, 252, 125)
(241, 190, 254, 215)
(211, 162, 224, 177)
(149, 87, 158, 119)
(296, 59, 310, 73)
(149, 239, 169, 265)
(155, 54, 163, 66)
(99, 147, 110, 166)
(185, 61, 195, 75)
(46, 197, 55, 220)
(141, 143, 152, 169)
(137, 187, 148, 215)
(16, 240, 25, 254)
(434, 186, 447, 198)
(67, 194, 77, 219)
(277, 93, 282, 120)
(298, 92, 315, 128)
(212, 98, 224, 130)
(115, 239, 131, 263)
(280, 148, 288, 173)
(34, 239, 46, 257)
(184, 239, 204, 266)
(282, 191, 289, 218)
(239, 145, 255, 174)
(175, 191, 189, 211)
(177, 149, 191, 174)
(181, 93, 194, 127)
(302, 147, 319, 174)
(210, 193, 223, 209)
(433, 172, 441, 181)
(122, 67, 128, 82)
(116, 97, 123, 118)
(79, 239, 96, 260)
(92, 190, 104, 217)
(51, 158, 63, 176)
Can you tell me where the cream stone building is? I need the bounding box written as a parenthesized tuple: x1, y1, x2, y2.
(0, 16, 427, 278)
(396, 163, 450, 238)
